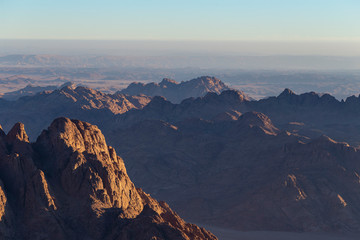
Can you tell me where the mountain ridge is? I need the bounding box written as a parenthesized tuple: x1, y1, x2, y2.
(119, 76, 248, 103)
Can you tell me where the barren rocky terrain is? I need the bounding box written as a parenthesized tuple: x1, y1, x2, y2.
(0, 118, 216, 240)
(2, 76, 360, 239)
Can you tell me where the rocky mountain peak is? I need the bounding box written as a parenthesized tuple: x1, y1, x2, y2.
(187, 76, 228, 90)
(6, 122, 29, 144)
(35, 117, 144, 219)
(238, 111, 279, 135)
(220, 89, 249, 102)
(120, 76, 233, 103)
(310, 134, 350, 149)
(345, 94, 360, 105)
(37, 117, 122, 170)
(0, 118, 216, 239)
(201, 89, 249, 104)
(190, 75, 221, 84)
(279, 88, 296, 98)
(272, 89, 340, 107)
(59, 81, 76, 89)
(145, 96, 174, 111)
(159, 78, 178, 86)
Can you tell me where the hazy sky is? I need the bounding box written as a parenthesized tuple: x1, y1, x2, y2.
(1, 0, 359, 41)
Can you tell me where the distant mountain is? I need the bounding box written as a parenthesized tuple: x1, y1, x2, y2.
(0, 118, 217, 239)
(3, 84, 360, 232)
(119, 76, 248, 103)
(0, 82, 74, 100)
(1, 54, 359, 70)
(247, 89, 360, 145)
(0, 75, 34, 85)
(115, 89, 249, 128)
(3, 84, 360, 145)
(0, 85, 151, 138)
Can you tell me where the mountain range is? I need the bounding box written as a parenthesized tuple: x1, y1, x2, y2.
(0, 82, 74, 101)
(119, 76, 242, 103)
(0, 85, 151, 138)
(2, 77, 360, 235)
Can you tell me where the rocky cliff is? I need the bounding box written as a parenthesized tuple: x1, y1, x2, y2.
(0, 119, 216, 240)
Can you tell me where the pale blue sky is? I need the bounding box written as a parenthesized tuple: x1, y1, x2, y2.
(0, 0, 359, 41)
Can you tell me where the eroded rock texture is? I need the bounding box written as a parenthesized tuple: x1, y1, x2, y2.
(0, 118, 217, 240)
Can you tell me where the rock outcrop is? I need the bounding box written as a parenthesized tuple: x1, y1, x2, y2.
(0, 118, 217, 240)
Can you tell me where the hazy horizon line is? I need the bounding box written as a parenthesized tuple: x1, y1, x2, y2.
(1, 39, 360, 57)
(2, 38, 360, 42)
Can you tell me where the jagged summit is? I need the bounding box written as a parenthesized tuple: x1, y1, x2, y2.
(5, 123, 32, 156)
(159, 78, 178, 86)
(114, 88, 251, 129)
(58, 81, 76, 90)
(6, 122, 29, 143)
(0, 118, 217, 240)
(219, 89, 249, 101)
(0, 81, 76, 101)
(185, 76, 225, 87)
(345, 94, 360, 105)
(200, 89, 249, 103)
(119, 76, 232, 103)
(279, 88, 296, 98)
(257, 89, 339, 107)
(27, 85, 151, 114)
(145, 96, 174, 111)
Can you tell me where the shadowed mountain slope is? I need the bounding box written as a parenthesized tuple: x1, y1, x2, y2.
(108, 113, 360, 232)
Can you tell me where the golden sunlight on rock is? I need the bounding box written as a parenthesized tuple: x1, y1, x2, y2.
(337, 194, 347, 207)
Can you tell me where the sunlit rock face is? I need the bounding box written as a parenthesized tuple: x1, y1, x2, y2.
(0, 118, 217, 240)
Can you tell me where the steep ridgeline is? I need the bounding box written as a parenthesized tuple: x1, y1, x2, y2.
(247, 88, 360, 146)
(115, 89, 249, 128)
(116, 88, 360, 146)
(4, 83, 360, 145)
(0, 119, 216, 240)
(119, 76, 248, 103)
(0, 82, 74, 101)
(109, 112, 360, 232)
(0, 85, 151, 139)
